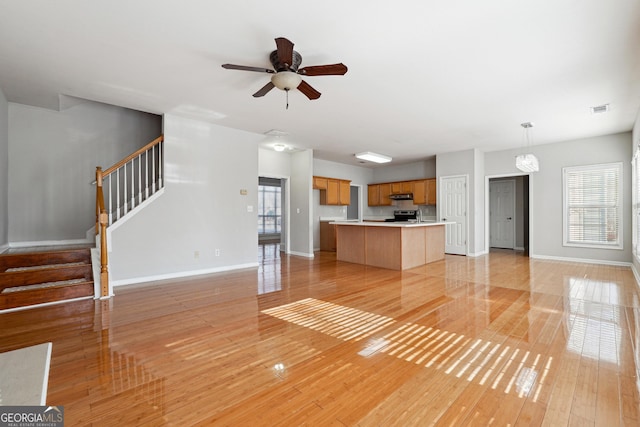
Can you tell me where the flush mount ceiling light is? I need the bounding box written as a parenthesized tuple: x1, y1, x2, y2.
(273, 143, 286, 152)
(515, 122, 539, 173)
(355, 151, 392, 164)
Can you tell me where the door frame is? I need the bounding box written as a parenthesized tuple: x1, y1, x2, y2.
(439, 174, 469, 255)
(489, 178, 516, 249)
(484, 173, 533, 255)
(259, 174, 291, 254)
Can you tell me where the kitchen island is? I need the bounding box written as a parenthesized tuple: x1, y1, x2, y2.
(330, 221, 446, 270)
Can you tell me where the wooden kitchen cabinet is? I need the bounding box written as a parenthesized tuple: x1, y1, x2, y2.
(368, 178, 436, 206)
(391, 181, 412, 194)
(412, 180, 427, 205)
(379, 184, 392, 206)
(319, 221, 337, 251)
(313, 176, 328, 190)
(368, 184, 380, 206)
(426, 178, 436, 205)
(315, 176, 351, 205)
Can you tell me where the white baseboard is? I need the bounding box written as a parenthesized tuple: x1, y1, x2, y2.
(0, 243, 9, 254)
(111, 262, 260, 288)
(0, 296, 93, 314)
(288, 250, 315, 258)
(530, 253, 632, 268)
(468, 250, 488, 257)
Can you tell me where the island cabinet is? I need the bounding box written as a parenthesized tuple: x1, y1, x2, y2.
(334, 222, 445, 270)
(319, 221, 337, 251)
(314, 176, 351, 205)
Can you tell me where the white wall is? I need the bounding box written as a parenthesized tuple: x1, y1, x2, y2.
(0, 87, 8, 250)
(8, 101, 161, 243)
(109, 114, 261, 285)
(289, 150, 314, 257)
(258, 147, 291, 178)
(485, 132, 632, 264)
(436, 149, 479, 255)
(371, 159, 435, 183)
(631, 113, 640, 274)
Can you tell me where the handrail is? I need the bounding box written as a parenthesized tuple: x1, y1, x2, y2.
(95, 134, 164, 298)
(103, 135, 164, 176)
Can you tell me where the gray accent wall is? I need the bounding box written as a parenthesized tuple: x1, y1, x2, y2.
(109, 114, 261, 284)
(485, 132, 632, 263)
(8, 101, 161, 243)
(0, 87, 8, 249)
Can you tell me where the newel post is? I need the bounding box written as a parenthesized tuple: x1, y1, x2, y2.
(95, 166, 109, 298)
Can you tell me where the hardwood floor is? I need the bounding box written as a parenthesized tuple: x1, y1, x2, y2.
(1, 247, 639, 426)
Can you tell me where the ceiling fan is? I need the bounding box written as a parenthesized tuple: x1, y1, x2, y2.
(222, 37, 348, 104)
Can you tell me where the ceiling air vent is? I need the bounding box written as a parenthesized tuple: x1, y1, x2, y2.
(590, 104, 610, 114)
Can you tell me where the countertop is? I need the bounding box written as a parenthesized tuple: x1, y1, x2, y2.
(330, 220, 446, 228)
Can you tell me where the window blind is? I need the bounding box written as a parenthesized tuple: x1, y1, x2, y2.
(564, 163, 622, 248)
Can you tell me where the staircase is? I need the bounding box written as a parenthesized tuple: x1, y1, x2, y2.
(0, 248, 94, 310)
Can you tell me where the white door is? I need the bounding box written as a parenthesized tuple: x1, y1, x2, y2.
(490, 180, 515, 249)
(440, 176, 467, 255)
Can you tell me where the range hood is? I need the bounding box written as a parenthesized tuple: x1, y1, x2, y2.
(389, 193, 413, 200)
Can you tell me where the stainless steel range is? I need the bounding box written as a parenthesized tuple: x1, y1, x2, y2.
(385, 210, 418, 222)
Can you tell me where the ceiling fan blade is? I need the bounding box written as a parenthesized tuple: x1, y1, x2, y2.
(275, 37, 294, 68)
(298, 80, 321, 100)
(298, 63, 348, 76)
(222, 64, 274, 73)
(252, 82, 275, 98)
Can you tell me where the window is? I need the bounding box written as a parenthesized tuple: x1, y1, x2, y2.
(563, 162, 622, 249)
(258, 183, 281, 236)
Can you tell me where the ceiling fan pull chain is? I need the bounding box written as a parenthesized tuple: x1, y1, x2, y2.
(286, 89, 289, 110)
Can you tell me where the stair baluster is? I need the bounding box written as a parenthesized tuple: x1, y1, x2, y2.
(95, 135, 164, 298)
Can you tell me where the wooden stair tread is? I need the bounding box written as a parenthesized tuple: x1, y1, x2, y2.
(0, 264, 93, 290)
(0, 249, 92, 272)
(2, 278, 90, 294)
(0, 248, 94, 310)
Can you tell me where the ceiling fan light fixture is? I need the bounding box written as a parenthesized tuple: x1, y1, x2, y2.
(271, 71, 302, 91)
(355, 152, 392, 164)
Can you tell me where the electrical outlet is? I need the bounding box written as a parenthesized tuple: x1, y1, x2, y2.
(215, 249, 220, 256)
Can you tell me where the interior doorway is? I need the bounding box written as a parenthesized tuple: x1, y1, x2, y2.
(258, 176, 289, 252)
(440, 175, 468, 255)
(347, 185, 360, 220)
(487, 175, 529, 255)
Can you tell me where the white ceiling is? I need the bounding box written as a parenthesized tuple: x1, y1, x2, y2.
(1, 1, 639, 167)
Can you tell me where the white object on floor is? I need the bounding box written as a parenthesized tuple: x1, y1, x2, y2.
(0, 342, 52, 405)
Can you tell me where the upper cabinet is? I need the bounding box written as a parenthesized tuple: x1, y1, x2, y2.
(368, 183, 392, 206)
(314, 176, 351, 205)
(368, 178, 436, 206)
(426, 178, 436, 205)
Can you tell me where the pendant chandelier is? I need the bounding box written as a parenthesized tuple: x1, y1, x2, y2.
(516, 122, 539, 172)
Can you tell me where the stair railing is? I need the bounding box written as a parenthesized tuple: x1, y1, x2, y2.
(95, 135, 164, 297)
